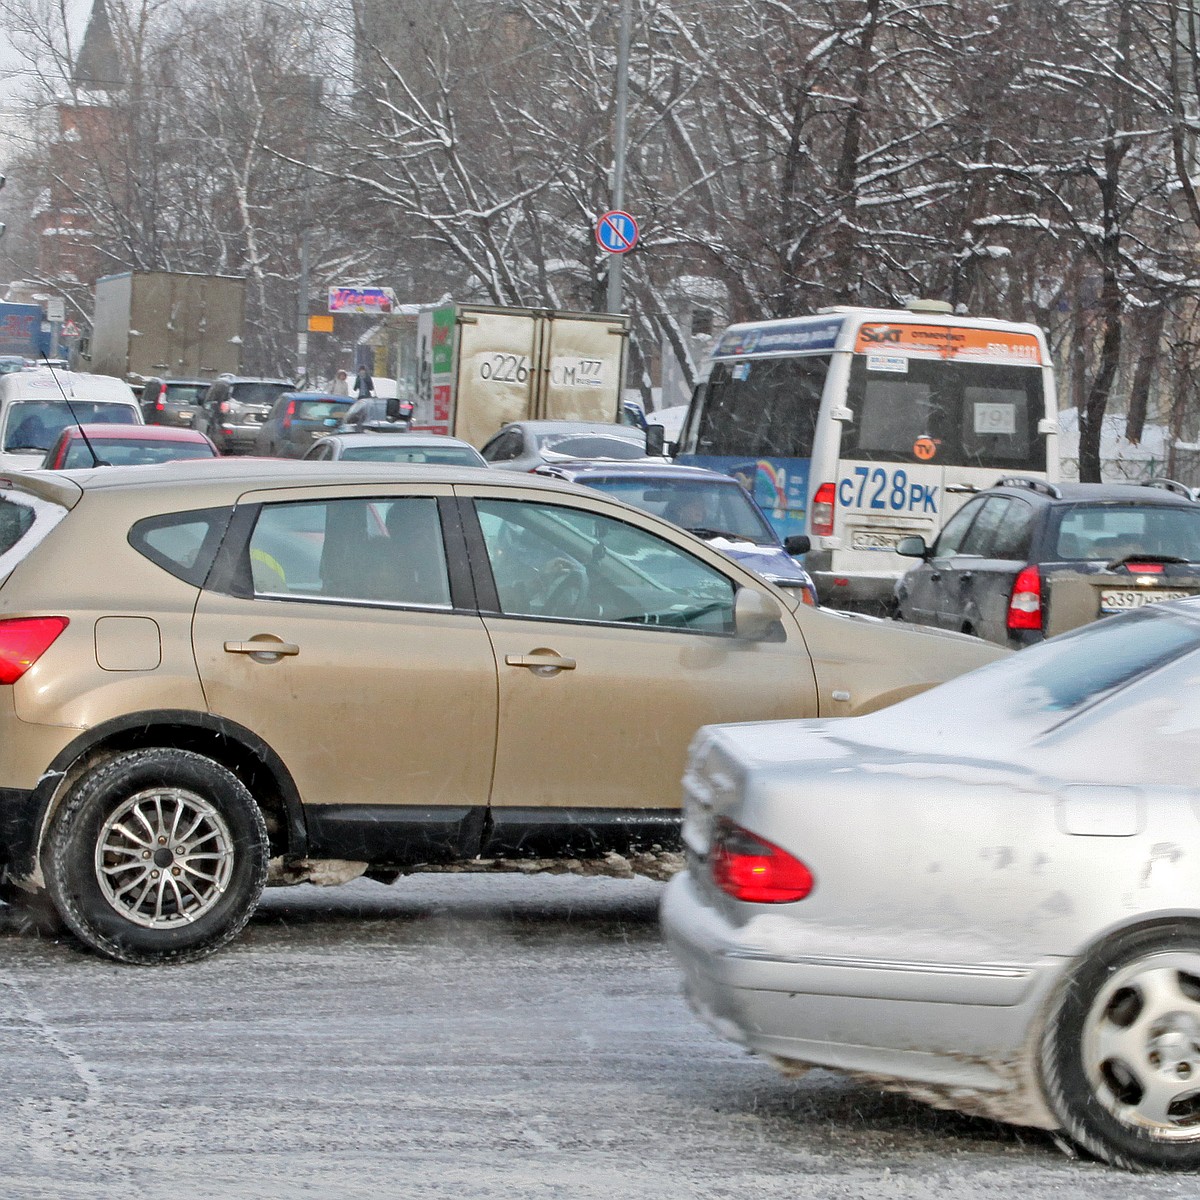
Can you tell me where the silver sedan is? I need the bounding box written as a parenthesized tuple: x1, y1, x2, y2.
(662, 597, 1200, 1171)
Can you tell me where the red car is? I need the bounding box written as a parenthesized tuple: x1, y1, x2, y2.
(42, 423, 219, 469)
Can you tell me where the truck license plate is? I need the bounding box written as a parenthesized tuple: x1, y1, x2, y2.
(1099, 588, 1195, 612)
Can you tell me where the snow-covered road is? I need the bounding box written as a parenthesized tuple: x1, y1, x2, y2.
(0, 874, 1192, 1198)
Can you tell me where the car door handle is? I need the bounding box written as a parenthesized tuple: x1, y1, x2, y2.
(929, 571, 942, 582)
(505, 653, 577, 671)
(960, 571, 974, 583)
(224, 640, 300, 658)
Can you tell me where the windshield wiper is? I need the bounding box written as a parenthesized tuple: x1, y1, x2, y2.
(688, 526, 759, 542)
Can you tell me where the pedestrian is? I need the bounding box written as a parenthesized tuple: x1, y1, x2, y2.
(354, 365, 374, 399)
(330, 368, 350, 397)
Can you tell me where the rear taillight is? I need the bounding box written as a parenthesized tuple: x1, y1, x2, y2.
(811, 482, 835, 538)
(282, 399, 295, 431)
(0, 617, 69, 685)
(218, 400, 231, 414)
(710, 819, 814, 903)
(154, 386, 166, 412)
(1007, 565, 1043, 631)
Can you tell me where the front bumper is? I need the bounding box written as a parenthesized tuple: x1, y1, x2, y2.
(660, 870, 1063, 1127)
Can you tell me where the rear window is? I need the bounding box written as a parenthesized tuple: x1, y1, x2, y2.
(1053, 504, 1200, 562)
(0, 492, 70, 578)
(294, 398, 352, 421)
(341, 445, 483, 466)
(63, 439, 216, 468)
(163, 384, 208, 404)
(539, 434, 645, 460)
(231, 383, 292, 406)
(128, 506, 233, 587)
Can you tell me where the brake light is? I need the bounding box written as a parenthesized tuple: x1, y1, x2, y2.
(218, 400, 231, 414)
(1007, 565, 1043, 630)
(710, 819, 814, 903)
(1126, 561, 1163, 574)
(282, 399, 295, 431)
(0, 617, 69, 684)
(154, 385, 166, 412)
(811, 482, 835, 538)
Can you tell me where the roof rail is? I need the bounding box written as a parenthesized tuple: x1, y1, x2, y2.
(995, 476, 1063, 499)
(1141, 477, 1195, 500)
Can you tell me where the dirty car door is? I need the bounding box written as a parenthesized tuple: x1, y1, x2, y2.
(460, 486, 818, 854)
(192, 484, 497, 860)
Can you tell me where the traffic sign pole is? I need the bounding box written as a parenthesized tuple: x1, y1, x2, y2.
(607, 0, 632, 315)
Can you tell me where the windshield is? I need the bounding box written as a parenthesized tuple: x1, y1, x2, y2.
(584, 477, 775, 543)
(539, 434, 645, 460)
(341, 445, 483, 466)
(5, 401, 139, 451)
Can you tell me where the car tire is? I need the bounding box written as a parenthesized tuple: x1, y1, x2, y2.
(44, 748, 269, 965)
(1041, 921, 1200, 1170)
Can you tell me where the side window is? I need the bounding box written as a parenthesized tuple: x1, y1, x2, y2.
(247, 496, 451, 607)
(474, 498, 736, 632)
(959, 497, 1012, 557)
(482, 431, 522, 462)
(129, 506, 232, 586)
(990, 498, 1036, 560)
(932, 499, 984, 556)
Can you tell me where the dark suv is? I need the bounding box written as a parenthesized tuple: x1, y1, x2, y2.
(140, 378, 211, 428)
(194, 376, 294, 454)
(894, 477, 1200, 647)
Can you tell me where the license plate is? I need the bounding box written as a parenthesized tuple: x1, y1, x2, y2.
(851, 530, 914, 551)
(1099, 588, 1196, 612)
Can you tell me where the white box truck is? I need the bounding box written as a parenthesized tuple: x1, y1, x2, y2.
(413, 303, 630, 447)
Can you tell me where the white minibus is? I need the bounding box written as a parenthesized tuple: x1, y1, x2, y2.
(0, 369, 142, 471)
(675, 300, 1058, 610)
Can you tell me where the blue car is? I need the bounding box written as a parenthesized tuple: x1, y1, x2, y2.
(533, 460, 818, 604)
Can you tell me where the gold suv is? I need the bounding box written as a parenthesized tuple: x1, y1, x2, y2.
(0, 460, 1002, 963)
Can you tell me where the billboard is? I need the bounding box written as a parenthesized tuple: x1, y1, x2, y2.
(328, 286, 396, 314)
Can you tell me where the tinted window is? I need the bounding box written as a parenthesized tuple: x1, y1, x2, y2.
(483, 431, 523, 462)
(293, 398, 352, 421)
(990, 497, 1036, 559)
(933, 499, 984, 555)
(163, 384, 207, 404)
(1053, 504, 1200, 562)
(959, 497, 1011, 557)
(248, 497, 450, 607)
(63, 439, 215, 468)
(1012, 607, 1200, 714)
(129, 506, 232, 586)
(693, 356, 829, 458)
(231, 383, 291, 405)
(539, 434, 645, 460)
(475, 498, 736, 631)
(341, 445, 484, 466)
(843, 358, 1044, 469)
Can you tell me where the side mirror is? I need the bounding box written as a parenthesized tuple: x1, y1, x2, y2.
(783, 534, 810, 556)
(896, 534, 929, 559)
(734, 587, 782, 641)
(645, 424, 665, 456)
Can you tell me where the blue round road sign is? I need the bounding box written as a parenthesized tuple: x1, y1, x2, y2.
(596, 210, 639, 254)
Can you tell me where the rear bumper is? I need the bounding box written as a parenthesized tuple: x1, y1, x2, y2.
(660, 870, 1062, 1127)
